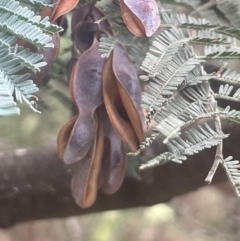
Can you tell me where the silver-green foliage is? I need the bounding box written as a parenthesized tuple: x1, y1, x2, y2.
(135, 0, 240, 199)
(0, 0, 62, 116)
(97, 0, 240, 198)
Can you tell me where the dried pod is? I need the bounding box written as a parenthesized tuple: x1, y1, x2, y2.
(57, 38, 105, 164)
(119, 0, 160, 37)
(71, 114, 104, 208)
(98, 137, 111, 189)
(66, 56, 78, 80)
(113, 43, 144, 123)
(72, 5, 113, 52)
(102, 43, 144, 152)
(57, 116, 78, 161)
(51, 0, 80, 22)
(98, 105, 127, 194)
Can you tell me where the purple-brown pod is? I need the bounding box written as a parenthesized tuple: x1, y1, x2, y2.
(119, 0, 160, 37)
(102, 43, 144, 153)
(57, 15, 68, 36)
(97, 137, 111, 189)
(112, 42, 144, 123)
(71, 114, 104, 208)
(57, 115, 78, 161)
(57, 38, 105, 164)
(98, 105, 127, 194)
(72, 5, 114, 52)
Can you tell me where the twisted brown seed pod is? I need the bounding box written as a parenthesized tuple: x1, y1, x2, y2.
(71, 113, 104, 208)
(72, 5, 114, 53)
(102, 43, 144, 153)
(99, 105, 127, 194)
(57, 38, 105, 164)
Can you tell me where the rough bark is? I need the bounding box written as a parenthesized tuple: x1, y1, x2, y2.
(0, 120, 239, 228)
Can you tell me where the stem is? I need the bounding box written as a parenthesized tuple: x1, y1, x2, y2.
(205, 137, 223, 184)
(189, 0, 217, 16)
(205, 87, 223, 184)
(215, 94, 240, 103)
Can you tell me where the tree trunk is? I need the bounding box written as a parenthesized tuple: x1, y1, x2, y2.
(0, 120, 238, 228)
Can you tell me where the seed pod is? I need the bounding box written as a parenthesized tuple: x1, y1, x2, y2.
(113, 43, 144, 123)
(98, 105, 127, 194)
(72, 5, 113, 53)
(98, 137, 111, 189)
(57, 38, 105, 164)
(119, 0, 160, 37)
(57, 116, 77, 161)
(51, 0, 80, 22)
(102, 43, 144, 153)
(71, 114, 104, 208)
(57, 15, 68, 36)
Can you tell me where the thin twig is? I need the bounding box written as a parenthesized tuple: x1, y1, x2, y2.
(205, 87, 223, 184)
(189, 0, 217, 16)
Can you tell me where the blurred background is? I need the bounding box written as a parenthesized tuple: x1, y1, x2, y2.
(0, 182, 239, 241)
(1, 5, 240, 240)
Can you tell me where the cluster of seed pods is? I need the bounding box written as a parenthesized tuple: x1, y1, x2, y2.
(56, 4, 147, 208)
(19, 0, 160, 86)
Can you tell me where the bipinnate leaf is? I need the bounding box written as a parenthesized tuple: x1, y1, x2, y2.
(103, 44, 144, 152)
(18, 33, 60, 87)
(98, 105, 127, 194)
(51, 0, 80, 22)
(119, 0, 160, 37)
(71, 115, 104, 208)
(72, 5, 113, 53)
(57, 38, 105, 164)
